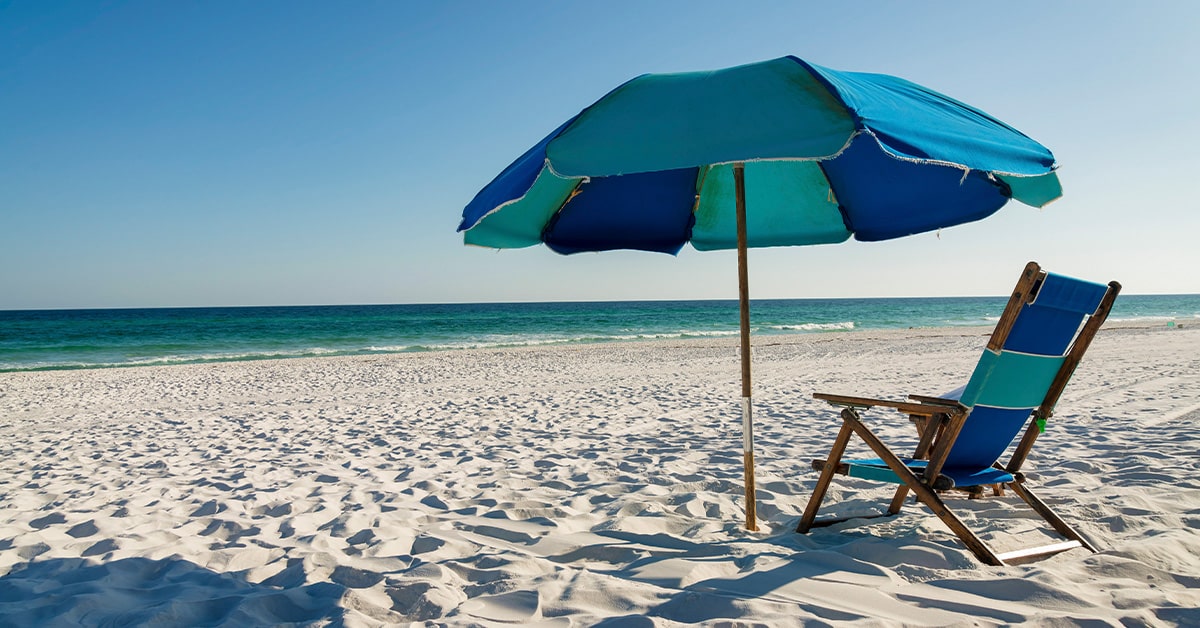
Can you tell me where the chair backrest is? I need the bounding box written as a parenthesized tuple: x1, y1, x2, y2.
(943, 263, 1119, 469)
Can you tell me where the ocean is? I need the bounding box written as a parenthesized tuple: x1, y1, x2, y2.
(1, 295, 1197, 373)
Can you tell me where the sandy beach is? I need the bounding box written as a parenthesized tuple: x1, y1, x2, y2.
(1, 323, 1198, 626)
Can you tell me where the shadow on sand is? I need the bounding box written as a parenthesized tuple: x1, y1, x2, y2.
(0, 556, 347, 627)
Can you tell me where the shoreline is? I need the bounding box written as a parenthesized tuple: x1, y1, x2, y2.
(1, 316, 1190, 376)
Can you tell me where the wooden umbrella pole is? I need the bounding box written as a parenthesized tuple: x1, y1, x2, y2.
(734, 162, 757, 531)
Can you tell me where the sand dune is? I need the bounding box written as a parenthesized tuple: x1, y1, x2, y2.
(2, 324, 1198, 625)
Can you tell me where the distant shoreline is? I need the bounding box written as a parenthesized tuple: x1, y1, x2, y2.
(2, 316, 1189, 375)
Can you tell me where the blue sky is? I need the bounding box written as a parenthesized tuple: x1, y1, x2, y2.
(2, 1, 1198, 308)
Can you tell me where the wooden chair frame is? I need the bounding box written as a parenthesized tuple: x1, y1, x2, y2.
(797, 262, 1121, 565)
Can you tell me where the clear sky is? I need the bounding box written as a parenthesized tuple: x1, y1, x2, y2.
(2, 1, 1198, 309)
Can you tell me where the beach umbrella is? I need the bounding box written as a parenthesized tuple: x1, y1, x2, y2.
(456, 55, 1060, 531)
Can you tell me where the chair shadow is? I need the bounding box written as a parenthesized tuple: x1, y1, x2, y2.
(580, 527, 886, 624)
(0, 556, 347, 627)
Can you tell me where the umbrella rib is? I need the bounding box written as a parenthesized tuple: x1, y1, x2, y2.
(539, 179, 588, 243)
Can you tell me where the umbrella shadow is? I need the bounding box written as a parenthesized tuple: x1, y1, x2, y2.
(0, 556, 347, 627)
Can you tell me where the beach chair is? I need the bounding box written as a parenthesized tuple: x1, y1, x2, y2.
(797, 262, 1121, 565)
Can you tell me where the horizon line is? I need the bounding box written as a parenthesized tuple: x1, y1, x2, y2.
(2, 291, 1197, 313)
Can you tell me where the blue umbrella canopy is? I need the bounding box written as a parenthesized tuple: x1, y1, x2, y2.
(456, 55, 1060, 532)
(458, 55, 1059, 254)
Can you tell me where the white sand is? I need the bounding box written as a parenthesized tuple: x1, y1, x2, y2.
(1, 323, 1199, 626)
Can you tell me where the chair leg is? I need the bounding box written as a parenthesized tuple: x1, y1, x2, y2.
(890, 410, 944, 515)
(887, 486, 910, 514)
(912, 483, 1005, 566)
(841, 411, 1004, 566)
(797, 418, 855, 533)
(1008, 481, 1098, 552)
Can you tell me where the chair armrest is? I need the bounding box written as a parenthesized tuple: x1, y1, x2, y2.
(908, 394, 961, 407)
(813, 392, 965, 417)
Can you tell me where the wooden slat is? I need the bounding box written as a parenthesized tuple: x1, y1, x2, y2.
(908, 395, 960, 407)
(920, 406, 970, 490)
(995, 540, 1082, 563)
(1007, 419, 1042, 477)
(987, 261, 1044, 352)
(913, 413, 947, 461)
(886, 485, 912, 514)
(811, 459, 849, 474)
(909, 414, 928, 437)
(888, 411, 946, 514)
(813, 393, 962, 417)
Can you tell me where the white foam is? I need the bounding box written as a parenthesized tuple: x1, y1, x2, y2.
(768, 321, 856, 332)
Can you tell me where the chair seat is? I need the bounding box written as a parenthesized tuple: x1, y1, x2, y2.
(844, 458, 1015, 489)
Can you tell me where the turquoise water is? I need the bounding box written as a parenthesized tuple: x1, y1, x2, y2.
(1, 295, 1196, 372)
